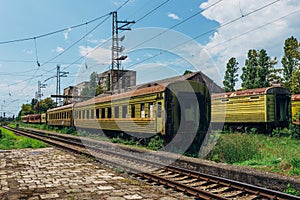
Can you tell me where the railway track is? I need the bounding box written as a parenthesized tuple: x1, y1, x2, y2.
(3, 126, 300, 200)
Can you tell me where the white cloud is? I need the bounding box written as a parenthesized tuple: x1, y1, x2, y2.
(168, 13, 180, 20)
(56, 47, 64, 53)
(79, 46, 111, 65)
(63, 32, 68, 40)
(199, 0, 300, 88)
(63, 28, 72, 40)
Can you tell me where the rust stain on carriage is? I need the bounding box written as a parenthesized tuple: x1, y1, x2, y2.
(211, 87, 287, 98)
(77, 83, 167, 107)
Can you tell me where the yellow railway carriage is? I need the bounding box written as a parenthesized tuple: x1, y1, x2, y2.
(47, 103, 73, 127)
(44, 79, 210, 146)
(292, 94, 300, 125)
(74, 80, 210, 143)
(211, 86, 290, 131)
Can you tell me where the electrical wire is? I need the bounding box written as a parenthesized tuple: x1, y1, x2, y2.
(135, 0, 170, 23)
(0, 13, 111, 45)
(125, 0, 282, 69)
(127, 0, 223, 51)
(206, 9, 300, 51)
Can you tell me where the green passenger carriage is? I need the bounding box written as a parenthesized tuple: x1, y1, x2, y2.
(211, 86, 291, 131)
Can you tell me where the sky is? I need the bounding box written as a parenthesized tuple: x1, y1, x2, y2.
(0, 0, 299, 117)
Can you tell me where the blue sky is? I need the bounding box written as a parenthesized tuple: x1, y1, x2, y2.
(0, 0, 299, 117)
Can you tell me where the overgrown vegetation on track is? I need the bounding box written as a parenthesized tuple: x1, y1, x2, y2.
(0, 127, 47, 149)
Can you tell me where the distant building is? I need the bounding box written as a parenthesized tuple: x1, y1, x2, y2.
(63, 86, 76, 105)
(75, 81, 89, 96)
(98, 69, 136, 92)
(63, 81, 89, 104)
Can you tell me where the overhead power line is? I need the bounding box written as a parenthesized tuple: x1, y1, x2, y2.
(135, 0, 170, 23)
(0, 13, 111, 45)
(126, 0, 283, 69)
(127, 0, 223, 51)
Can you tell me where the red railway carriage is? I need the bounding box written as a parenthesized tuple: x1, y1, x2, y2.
(21, 114, 43, 124)
(28, 114, 42, 123)
(21, 115, 29, 123)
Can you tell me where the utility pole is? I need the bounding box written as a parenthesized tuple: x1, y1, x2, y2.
(56, 65, 69, 106)
(36, 81, 47, 101)
(111, 11, 134, 92)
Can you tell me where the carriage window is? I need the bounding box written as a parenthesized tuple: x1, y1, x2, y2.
(101, 108, 105, 118)
(108, 107, 112, 118)
(250, 96, 260, 100)
(114, 107, 119, 118)
(96, 109, 100, 119)
(86, 110, 89, 119)
(122, 105, 127, 118)
(141, 103, 145, 118)
(131, 105, 135, 118)
(148, 102, 154, 118)
(157, 102, 162, 118)
(221, 98, 229, 102)
(91, 109, 94, 119)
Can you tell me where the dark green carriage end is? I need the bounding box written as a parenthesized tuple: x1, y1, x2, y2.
(164, 80, 211, 154)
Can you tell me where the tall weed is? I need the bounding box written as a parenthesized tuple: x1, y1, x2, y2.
(210, 133, 261, 164)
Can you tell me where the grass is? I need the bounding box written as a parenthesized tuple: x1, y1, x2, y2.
(0, 127, 47, 149)
(207, 132, 300, 177)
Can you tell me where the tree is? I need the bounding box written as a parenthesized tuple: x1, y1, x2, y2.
(20, 104, 34, 115)
(223, 57, 239, 92)
(31, 98, 38, 110)
(241, 49, 276, 89)
(290, 65, 300, 94)
(255, 49, 277, 88)
(241, 50, 258, 89)
(281, 36, 300, 91)
(183, 70, 193, 75)
(35, 97, 56, 113)
(81, 72, 103, 98)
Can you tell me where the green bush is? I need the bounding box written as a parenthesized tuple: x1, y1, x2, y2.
(60, 127, 76, 134)
(270, 124, 300, 139)
(290, 158, 300, 168)
(210, 133, 261, 164)
(148, 135, 164, 151)
(285, 183, 300, 196)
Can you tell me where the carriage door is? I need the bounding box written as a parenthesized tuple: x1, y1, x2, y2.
(178, 92, 200, 133)
(156, 101, 163, 133)
(276, 94, 289, 121)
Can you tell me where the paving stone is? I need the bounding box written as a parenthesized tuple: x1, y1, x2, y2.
(123, 194, 143, 199)
(97, 185, 115, 190)
(39, 193, 59, 199)
(107, 197, 126, 200)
